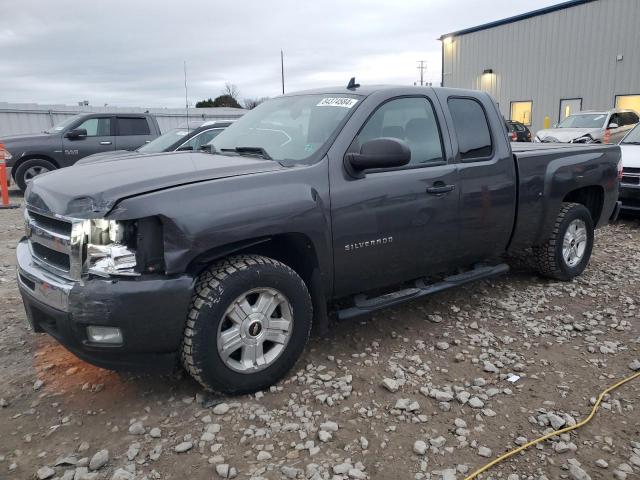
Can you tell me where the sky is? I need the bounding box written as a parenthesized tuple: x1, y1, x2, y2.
(0, 0, 563, 108)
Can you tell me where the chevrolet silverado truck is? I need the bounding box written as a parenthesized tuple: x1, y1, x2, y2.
(1, 112, 160, 191)
(17, 84, 621, 394)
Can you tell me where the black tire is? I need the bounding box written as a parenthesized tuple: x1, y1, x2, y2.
(533, 202, 594, 281)
(181, 254, 313, 394)
(14, 158, 56, 192)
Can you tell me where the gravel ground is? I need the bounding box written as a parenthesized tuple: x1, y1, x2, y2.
(1, 192, 639, 480)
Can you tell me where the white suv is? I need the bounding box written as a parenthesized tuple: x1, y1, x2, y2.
(535, 109, 639, 144)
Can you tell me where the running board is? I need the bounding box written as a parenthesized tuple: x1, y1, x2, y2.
(337, 263, 509, 321)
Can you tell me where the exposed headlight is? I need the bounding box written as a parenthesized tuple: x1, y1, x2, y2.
(2, 148, 12, 161)
(84, 219, 139, 277)
(570, 135, 594, 144)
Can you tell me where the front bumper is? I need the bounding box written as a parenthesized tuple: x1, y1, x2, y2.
(619, 184, 640, 213)
(16, 239, 194, 371)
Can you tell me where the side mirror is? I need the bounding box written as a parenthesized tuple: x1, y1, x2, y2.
(345, 138, 411, 177)
(608, 123, 619, 129)
(65, 128, 87, 139)
(552, 123, 558, 128)
(176, 145, 194, 151)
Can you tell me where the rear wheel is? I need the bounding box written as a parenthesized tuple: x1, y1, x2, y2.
(181, 255, 312, 394)
(15, 158, 56, 191)
(533, 202, 594, 281)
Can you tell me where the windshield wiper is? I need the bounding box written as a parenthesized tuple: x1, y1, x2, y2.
(622, 141, 640, 145)
(220, 146, 272, 160)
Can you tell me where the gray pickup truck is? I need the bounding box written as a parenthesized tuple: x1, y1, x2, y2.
(1, 112, 160, 191)
(16, 84, 621, 394)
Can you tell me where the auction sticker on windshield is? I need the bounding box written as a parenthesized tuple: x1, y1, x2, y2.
(316, 97, 358, 108)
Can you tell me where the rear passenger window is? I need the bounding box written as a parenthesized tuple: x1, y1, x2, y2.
(448, 98, 492, 161)
(354, 97, 444, 167)
(117, 117, 151, 136)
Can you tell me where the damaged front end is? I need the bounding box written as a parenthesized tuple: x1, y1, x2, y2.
(17, 205, 193, 371)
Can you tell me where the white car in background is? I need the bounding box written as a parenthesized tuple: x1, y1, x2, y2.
(619, 123, 640, 214)
(535, 109, 638, 144)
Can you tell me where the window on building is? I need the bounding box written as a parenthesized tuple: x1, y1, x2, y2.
(117, 117, 151, 136)
(559, 98, 582, 122)
(510, 101, 532, 126)
(615, 95, 640, 115)
(448, 97, 492, 161)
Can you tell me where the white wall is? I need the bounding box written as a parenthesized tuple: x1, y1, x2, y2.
(0, 103, 245, 136)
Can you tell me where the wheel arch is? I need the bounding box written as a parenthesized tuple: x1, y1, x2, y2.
(11, 154, 60, 178)
(562, 185, 604, 225)
(186, 233, 329, 335)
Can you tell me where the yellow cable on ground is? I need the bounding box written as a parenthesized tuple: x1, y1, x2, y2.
(464, 370, 640, 480)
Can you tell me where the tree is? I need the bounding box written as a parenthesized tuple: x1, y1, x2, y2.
(212, 95, 241, 108)
(243, 97, 269, 110)
(195, 98, 215, 108)
(222, 83, 240, 102)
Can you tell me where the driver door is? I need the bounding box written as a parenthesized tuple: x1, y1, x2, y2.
(62, 116, 115, 164)
(330, 95, 460, 297)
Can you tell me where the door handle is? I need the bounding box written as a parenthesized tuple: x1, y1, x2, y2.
(426, 183, 455, 195)
(100, 141, 112, 145)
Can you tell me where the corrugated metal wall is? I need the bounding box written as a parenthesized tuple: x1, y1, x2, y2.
(442, 0, 640, 134)
(0, 103, 246, 137)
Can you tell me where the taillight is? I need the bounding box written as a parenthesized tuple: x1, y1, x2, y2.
(510, 132, 517, 141)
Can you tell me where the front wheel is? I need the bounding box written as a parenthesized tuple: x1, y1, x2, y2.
(14, 158, 56, 191)
(533, 202, 594, 281)
(181, 255, 313, 394)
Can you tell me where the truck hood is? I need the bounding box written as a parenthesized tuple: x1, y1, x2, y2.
(25, 151, 284, 217)
(620, 144, 640, 169)
(0, 132, 53, 145)
(536, 128, 602, 143)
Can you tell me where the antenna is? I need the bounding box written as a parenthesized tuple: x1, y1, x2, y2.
(184, 60, 189, 133)
(347, 77, 360, 90)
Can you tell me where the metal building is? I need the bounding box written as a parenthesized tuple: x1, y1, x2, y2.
(440, 0, 640, 135)
(0, 103, 245, 137)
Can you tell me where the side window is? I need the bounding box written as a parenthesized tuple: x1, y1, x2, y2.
(448, 98, 493, 161)
(354, 97, 444, 166)
(622, 112, 639, 126)
(609, 114, 621, 127)
(117, 117, 151, 136)
(75, 117, 111, 137)
(180, 129, 223, 150)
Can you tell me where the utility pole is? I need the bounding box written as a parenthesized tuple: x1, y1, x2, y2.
(416, 60, 426, 86)
(281, 50, 285, 95)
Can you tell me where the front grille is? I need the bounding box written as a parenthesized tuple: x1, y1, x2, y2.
(32, 243, 71, 270)
(29, 211, 72, 235)
(623, 167, 640, 175)
(622, 175, 640, 186)
(25, 209, 84, 280)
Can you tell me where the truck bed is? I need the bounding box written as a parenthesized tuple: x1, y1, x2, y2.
(508, 142, 620, 251)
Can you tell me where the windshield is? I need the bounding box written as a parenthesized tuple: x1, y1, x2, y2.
(44, 114, 84, 133)
(208, 94, 361, 163)
(138, 128, 190, 153)
(622, 123, 640, 144)
(557, 113, 607, 129)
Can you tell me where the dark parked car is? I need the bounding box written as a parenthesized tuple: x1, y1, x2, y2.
(506, 120, 532, 142)
(17, 84, 620, 394)
(76, 120, 234, 165)
(1, 113, 161, 191)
